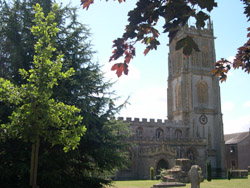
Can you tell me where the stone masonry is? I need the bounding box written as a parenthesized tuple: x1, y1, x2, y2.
(115, 21, 225, 180)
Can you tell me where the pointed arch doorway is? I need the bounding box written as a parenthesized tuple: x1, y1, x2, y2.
(156, 159, 169, 175)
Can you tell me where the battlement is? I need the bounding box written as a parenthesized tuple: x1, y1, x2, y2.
(118, 117, 168, 123)
(176, 20, 214, 39)
(117, 117, 183, 126)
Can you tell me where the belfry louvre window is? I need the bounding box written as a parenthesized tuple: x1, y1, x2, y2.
(197, 80, 208, 104)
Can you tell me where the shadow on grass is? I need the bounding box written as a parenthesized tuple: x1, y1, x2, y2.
(108, 175, 250, 188)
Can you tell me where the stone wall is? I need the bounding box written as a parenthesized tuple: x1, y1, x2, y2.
(115, 117, 207, 180)
(230, 170, 248, 178)
(237, 134, 250, 169)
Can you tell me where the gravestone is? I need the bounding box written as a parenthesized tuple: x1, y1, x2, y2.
(188, 165, 202, 188)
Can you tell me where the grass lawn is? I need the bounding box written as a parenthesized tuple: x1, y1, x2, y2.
(107, 176, 250, 188)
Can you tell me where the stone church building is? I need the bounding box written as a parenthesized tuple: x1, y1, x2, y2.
(116, 22, 225, 180)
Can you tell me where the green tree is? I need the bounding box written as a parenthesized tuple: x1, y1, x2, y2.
(0, 1, 130, 187)
(81, 0, 250, 80)
(227, 168, 232, 180)
(0, 3, 86, 187)
(206, 161, 212, 182)
(0, 0, 53, 84)
(150, 167, 154, 180)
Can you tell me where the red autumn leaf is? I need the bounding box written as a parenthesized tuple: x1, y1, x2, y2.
(109, 47, 124, 62)
(210, 69, 218, 75)
(123, 65, 129, 75)
(124, 46, 135, 64)
(112, 38, 125, 48)
(111, 63, 128, 77)
(144, 47, 150, 55)
(124, 51, 130, 64)
(211, 58, 233, 82)
(81, 0, 94, 10)
(109, 38, 129, 62)
(81, 0, 125, 10)
(111, 63, 118, 71)
(247, 32, 250, 38)
(125, 54, 132, 64)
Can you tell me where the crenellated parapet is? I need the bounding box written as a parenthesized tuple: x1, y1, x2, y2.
(174, 20, 214, 41)
(185, 25, 213, 36)
(118, 117, 169, 124)
(117, 117, 183, 127)
(117, 117, 197, 141)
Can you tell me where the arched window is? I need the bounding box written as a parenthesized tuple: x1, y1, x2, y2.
(136, 127, 143, 137)
(175, 82, 181, 108)
(156, 128, 164, 140)
(186, 148, 198, 165)
(191, 50, 199, 66)
(175, 129, 182, 139)
(197, 80, 208, 104)
(202, 46, 209, 67)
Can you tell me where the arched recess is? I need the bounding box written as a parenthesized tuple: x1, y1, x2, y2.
(156, 128, 164, 140)
(156, 159, 169, 175)
(196, 80, 208, 104)
(127, 148, 135, 170)
(186, 147, 199, 165)
(136, 127, 143, 137)
(191, 49, 199, 66)
(175, 129, 182, 139)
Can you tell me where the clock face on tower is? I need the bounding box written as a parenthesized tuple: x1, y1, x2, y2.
(199, 114, 208, 125)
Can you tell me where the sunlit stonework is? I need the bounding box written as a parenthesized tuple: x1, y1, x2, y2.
(116, 21, 225, 180)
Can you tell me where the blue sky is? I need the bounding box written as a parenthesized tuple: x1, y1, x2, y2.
(60, 0, 250, 134)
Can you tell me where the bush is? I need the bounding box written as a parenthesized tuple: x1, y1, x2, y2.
(206, 161, 212, 182)
(150, 167, 154, 180)
(227, 169, 231, 180)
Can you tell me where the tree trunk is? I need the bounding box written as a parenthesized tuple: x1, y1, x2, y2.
(30, 130, 39, 188)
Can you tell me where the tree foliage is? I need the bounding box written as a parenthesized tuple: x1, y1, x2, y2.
(0, 0, 130, 187)
(227, 168, 231, 180)
(150, 167, 154, 180)
(0, 3, 86, 187)
(212, 23, 250, 81)
(206, 161, 212, 182)
(81, 0, 217, 77)
(81, 0, 250, 81)
(211, 0, 250, 82)
(0, 3, 85, 151)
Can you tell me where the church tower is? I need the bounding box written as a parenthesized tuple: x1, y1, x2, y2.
(167, 22, 225, 176)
